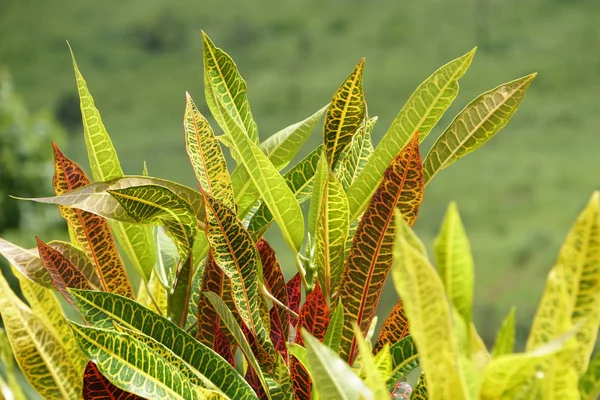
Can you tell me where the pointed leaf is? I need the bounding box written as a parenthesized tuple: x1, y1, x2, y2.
(392, 213, 468, 400)
(52, 144, 134, 298)
(347, 48, 475, 220)
(334, 116, 376, 192)
(492, 307, 516, 357)
(374, 300, 409, 353)
(336, 132, 423, 363)
(423, 73, 536, 183)
(83, 362, 144, 400)
(185, 92, 235, 210)
(68, 289, 257, 400)
(434, 202, 474, 325)
(324, 59, 365, 167)
(324, 301, 345, 353)
(302, 329, 372, 400)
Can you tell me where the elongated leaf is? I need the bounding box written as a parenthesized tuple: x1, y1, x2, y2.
(314, 163, 349, 301)
(83, 362, 144, 400)
(308, 153, 328, 236)
(185, 92, 235, 210)
(0, 237, 98, 289)
(153, 225, 179, 290)
(257, 239, 290, 345)
(185, 256, 206, 336)
(108, 185, 197, 262)
(36, 237, 95, 304)
(527, 192, 600, 373)
(202, 32, 258, 143)
(302, 329, 372, 400)
(69, 289, 257, 400)
(232, 106, 326, 219)
(334, 116, 376, 192)
(389, 336, 420, 384)
(336, 132, 423, 363)
(434, 202, 474, 325)
(287, 274, 302, 331)
(392, 213, 468, 400)
(0, 271, 82, 399)
(423, 73, 536, 183)
(353, 325, 389, 398)
(324, 301, 345, 353)
(169, 255, 195, 327)
(492, 307, 516, 357)
(248, 146, 322, 240)
(136, 271, 168, 315)
(52, 144, 134, 297)
(580, 351, 600, 400)
(70, 323, 208, 400)
(203, 292, 272, 399)
(291, 283, 330, 400)
(347, 48, 476, 220)
(324, 59, 365, 167)
(195, 252, 226, 347)
(374, 300, 409, 353)
(202, 193, 274, 359)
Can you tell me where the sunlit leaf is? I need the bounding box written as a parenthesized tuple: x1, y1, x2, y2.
(423, 73, 536, 184)
(302, 329, 372, 400)
(492, 307, 516, 357)
(334, 116, 376, 192)
(0, 270, 82, 399)
(374, 300, 409, 353)
(336, 132, 423, 363)
(323, 59, 365, 167)
(353, 324, 389, 398)
(324, 301, 344, 353)
(83, 362, 145, 400)
(153, 225, 179, 290)
(185, 92, 235, 210)
(52, 144, 134, 298)
(527, 191, 600, 373)
(392, 212, 468, 400)
(136, 271, 168, 316)
(434, 202, 474, 326)
(69, 289, 256, 399)
(347, 48, 475, 220)
(580, 351, 600, 400)
(169, 256, 195, 327)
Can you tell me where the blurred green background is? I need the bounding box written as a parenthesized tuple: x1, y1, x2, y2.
(0, 0, 599, 349)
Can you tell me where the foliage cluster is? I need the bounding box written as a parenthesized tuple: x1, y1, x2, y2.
(0, 32, 598, 400)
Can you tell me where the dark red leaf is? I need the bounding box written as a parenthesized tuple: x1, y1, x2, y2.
(83, 361, 145, 399)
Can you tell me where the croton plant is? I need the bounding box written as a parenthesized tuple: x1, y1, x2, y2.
(0, 31, 598, 400)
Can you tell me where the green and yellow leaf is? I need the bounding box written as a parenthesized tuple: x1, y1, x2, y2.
(323, 301, 345, 353)
(353, 324, 389, 398)
(374, 300, 409, 353)
(580, 351, 600, 400)
(492, 307, 516, 358)
(334, 116, 376, 192)
(83, 362, 144, 400)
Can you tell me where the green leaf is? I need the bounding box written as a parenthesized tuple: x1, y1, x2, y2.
(70, 323, 208, 400)
(0, 270, 83, 399)
(434, 202, 474, 326)
(302, 329, 372, 400)
(68, 289, 257, 400)
(423, 73, 536, 184)
(153, 225, 179, 290)
(308, 153, 328, 237)
(388, 336, 420, 384)
(410, 374, 428, 400)
(108, 185, 197, 262)
(232, 106, 326, 219)
(185, 92, 235, 210)
(323, 59, 365, 167)
(169, 255, 194, 327)
(492, 307, 516, 357)
(353, 324, 389, 398)
(324, 301, 345, 353)
(202, 31, 258, 143)
(136, 271, 168, 316)
(527, 191, 600, 372)
(580, 351, 600, 400)
(203, 292, 273, 399)
(0, 328, 27, 400)
(333, 116, 376, 192)
(347, 48, 475, 220)
(392, 212, 469, 400)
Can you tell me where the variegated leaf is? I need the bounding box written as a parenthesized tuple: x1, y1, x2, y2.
(374, 300, 409, 353)
(83, 362, 144, 400)
(334, 116, 376, 192)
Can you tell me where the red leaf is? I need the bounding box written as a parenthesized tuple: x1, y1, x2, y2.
(374, 300, 410, 353)
(83, 361, 145, 399)
(213, 318, 235, 367)
(196, 251, 225, 347)
(269, 307, 288, 360)
(287, 274, 302, 336)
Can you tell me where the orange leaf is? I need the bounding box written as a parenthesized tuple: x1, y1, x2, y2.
(336, 132, 423, 364)
(373, 300, 410, 353)
(52, 143, 134, 298)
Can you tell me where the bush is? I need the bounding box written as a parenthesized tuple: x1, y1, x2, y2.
(0, 31, 598, 400)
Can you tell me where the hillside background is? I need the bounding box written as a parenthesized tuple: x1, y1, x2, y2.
(1, 0, 599, 348)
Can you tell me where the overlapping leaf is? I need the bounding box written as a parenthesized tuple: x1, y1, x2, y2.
(36, 237, 95, 304)
(69, 47, 155, 281)
(580, 351, 600, 400)
(69, 289, 257, 400)
(83, 362, 144, 400)
(185, 92, 235, 210)
(136, 271, 168, 316)
(202, 193, 275, 360)
(410, 375, 428, 400)
(527, 192, 600, 373)
(52, 143, 134, 298)
(0, 271, 82, 399)
(423, 73, 536, 184)
(153, 225, 179, 290)
(0, 328, 27, 400)
(195, 252, 226, 348)
(108, 185, 197, 262)
(347, 48, 475, 220)
(492, 307, 516, 357)
(353, 325, 389, 398)
(336, 132, 423, 363)
(434, 202, 474, 325)
(324, 301, 344, 353)
(388, 336, 420, 385)
(323, 59, 365, 167)
(392, 212, 468, 400)
(374, 300, 409, 353)
(169, 256, 195, 327)
(287, 274, 302, 331)
(334, 116, 376, 192)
